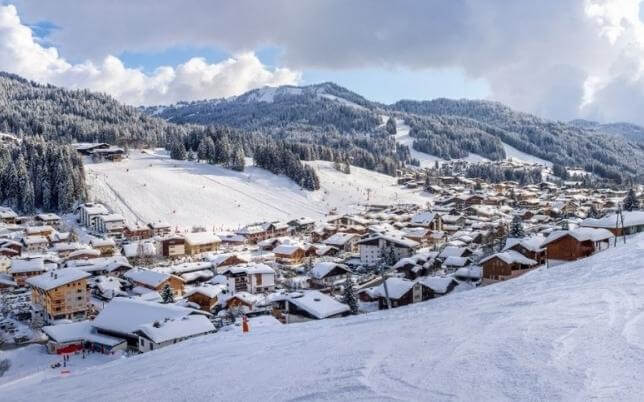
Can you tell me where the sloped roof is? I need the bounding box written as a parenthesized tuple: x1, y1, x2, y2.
(26, 268, 90, 291)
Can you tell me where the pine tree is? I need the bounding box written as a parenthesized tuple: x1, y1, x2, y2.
(509, 215, 525, 238)
(587, 204, 601, 219)
(342, 277, 359, 314)
(161, 284, 174, 304)
(624, 188, 640, 212)
(385, 117, 397, 135)
(229, 145, 245, 171)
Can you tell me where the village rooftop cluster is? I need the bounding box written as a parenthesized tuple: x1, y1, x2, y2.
(1, 169, 643, 358)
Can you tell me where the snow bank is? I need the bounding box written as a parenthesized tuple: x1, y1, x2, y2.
(4, 235, 644, 400)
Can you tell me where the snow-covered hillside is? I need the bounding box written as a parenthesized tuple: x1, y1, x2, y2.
(4, 236, 644, 401)
(85, 150, 431, 229)
(392, 118, 489, 167)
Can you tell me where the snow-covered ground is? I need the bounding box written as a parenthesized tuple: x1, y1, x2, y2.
(0, 344, 123, 389)
(502, 142, 553, 167)
(4, 235, 644, 401)
(85, 149, 431, 230)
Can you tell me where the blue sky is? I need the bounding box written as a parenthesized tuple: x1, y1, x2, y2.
(117, 45, 490, 103)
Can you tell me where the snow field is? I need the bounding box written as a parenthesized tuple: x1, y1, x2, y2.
(3, 235, 644, 400)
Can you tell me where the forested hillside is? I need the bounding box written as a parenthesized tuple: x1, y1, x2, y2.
(0, 139, 86, 213)
(144, 83, 644, 184)
(0, 72, 182, 146)
(392, 99, 643, 183)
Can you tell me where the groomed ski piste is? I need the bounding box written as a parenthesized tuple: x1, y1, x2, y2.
(85, 149, 432, 230)
(2, 234, 644, 401)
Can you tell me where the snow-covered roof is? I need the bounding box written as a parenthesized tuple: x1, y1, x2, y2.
(453, 266, 483, 280)
(185, 284, 228, 299)
(443, 256, 471, 267)
(184, 232, 221, 245)
(323, 232, 358, 246)
(503, 236, 546, 253)
(309, 262, 350, 279)
(543, 228, 614, 245)
(439, 246, 470, 258)
(26, 268, 90, 291)
(138, 315, 214, 344)
(418, 276, 456, 294)
(92, 297, 203, 335)
(273, 243, 304, 256)
(479, 251, 538, 266)
(220, 263, 274, 276)
(43, 321, 125, 347)
(580, 211, 644, 229)
(410, 211, 436, 226)
(124, 269, 176, 287)
(367, 277, 415, 300)
(9, 257, 46, 274)
(286, 290, 349, 319)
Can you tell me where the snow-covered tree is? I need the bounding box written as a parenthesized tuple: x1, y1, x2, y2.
(509, 215, 525, 238)
(385, 117, 397, 135)
(342, 277, 359, 314)
(587, 204, 602, 219)
(161, 284, 174, 304)
(624, 188, 640, 211)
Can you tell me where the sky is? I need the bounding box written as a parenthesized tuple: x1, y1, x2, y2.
(2, 1, 644, 124)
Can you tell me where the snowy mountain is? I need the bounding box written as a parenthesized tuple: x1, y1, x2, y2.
(570, 119, 644, 145)
(142, 83, 644, 184)
(3, 234, 644, 400)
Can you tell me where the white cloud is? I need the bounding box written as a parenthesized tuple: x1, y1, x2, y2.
(0, 5, 300, 105)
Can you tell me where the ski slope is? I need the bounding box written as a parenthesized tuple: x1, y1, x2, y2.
(502, 142, 553, 167)
(85, 149, 431, 229)
(392, 118, 489, 167)
(4, 235, 644, 401)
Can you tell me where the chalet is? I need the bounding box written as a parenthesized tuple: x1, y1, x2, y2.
(27, 268, 90, 323)
(48, 231, 71, 244)
(122, 240, 158, 260)
(10, 258, 47, 286)
(64, 248, 102, 263)
(308, 262, 352, 289)
(26, 225, 55, 238)
(323, 232, 360, 253)
(503, 236, 546, 264)
(135, 314, 214, 352)
(205, 253, 248, 269)
(273, 243, 307, 264)
(358, 278, 434, 309)
(216, 232, 247, 246)
(22, 235, 49, 253)
(184, 232, 221, 255)
(418, 276, 460, 297)
(0, 274, 17, 290)
(438, 246, 474, 259)
(393, 252, 438, 280)
(160, 235, 186, 258)
(124, 269, 185, 296)
(287, 217, 316, 234)
(90, 238, 117, 256)
(78, 203, 109, 230)
(185, 284, 228, 312)
(161, 261, 215, 284)
(0, 207, 18, 224)
(236, 222, 289, 244)
(96, 214, 126, 239)
(580, 211, 644, 236)
(271, 290, 350, 323)
(67, 256, 132, 277)
(480, 251, 538, 281)
(89, 146, 125, 162)
(124, 224, 153, 241)
(42, 321, 126, 354)
(326, 215, 369, 228)
(0, 239, 22, 256)
(220, 263, 275, 294)
(441, 214, 466, 227)
(453, 265, 483, 285)
(541, 228, 614, 261)
(34, 213, 62, 228)
(92, 298, 211, 351)
(357, 234, 419, 266)
(148, 222, 172, 237)
(73, 142, 110, 155)
(442, 256, 473, 272)
(409, 211, 443, 231)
